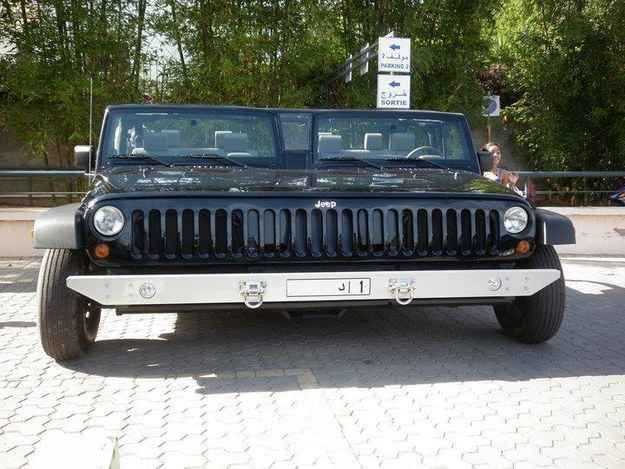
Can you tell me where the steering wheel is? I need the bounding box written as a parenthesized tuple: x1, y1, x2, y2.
(406, 146, 443, 159)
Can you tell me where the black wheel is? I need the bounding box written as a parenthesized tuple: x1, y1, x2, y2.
(38, 249, 101, 360)
(494, 245, 565, 344)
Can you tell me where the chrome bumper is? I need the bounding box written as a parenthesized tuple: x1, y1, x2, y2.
(66, 269, 560, 309)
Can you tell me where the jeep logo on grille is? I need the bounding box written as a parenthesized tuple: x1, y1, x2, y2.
(314, 200, 337, 209)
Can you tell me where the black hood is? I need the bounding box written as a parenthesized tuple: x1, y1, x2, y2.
(88, 165, 520, 198)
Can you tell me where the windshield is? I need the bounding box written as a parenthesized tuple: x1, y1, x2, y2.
(100, 108, 278, 167)
(315, 114, 476, 170)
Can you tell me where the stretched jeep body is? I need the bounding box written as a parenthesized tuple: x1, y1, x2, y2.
(34, 105, 575, 360)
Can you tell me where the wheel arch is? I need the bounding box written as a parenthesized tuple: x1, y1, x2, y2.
(33, 203, 85, 249)
(534, 208, 575, 246)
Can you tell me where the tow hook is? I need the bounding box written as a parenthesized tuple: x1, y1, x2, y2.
(389, 278, 416, 306)
(240, 281, 266, 309)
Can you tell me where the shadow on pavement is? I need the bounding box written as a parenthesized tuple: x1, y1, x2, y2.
(59, 279, 625, 394)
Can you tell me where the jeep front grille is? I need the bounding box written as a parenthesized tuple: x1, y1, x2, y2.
(127, 205, 503, 261)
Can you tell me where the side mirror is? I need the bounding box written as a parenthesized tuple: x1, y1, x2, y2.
(74, 145, 93, 171)
(477, 151, 493, 173)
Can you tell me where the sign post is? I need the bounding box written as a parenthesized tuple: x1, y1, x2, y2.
(377, 37, 411, 109)
(482, 95, 501, 142)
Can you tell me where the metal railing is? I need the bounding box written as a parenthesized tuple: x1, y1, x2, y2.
(516, 171, 625, 202)
(0, 169, 624, 205)
(0, 169, 87, 204)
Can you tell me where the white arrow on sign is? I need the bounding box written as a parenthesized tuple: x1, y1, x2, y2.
(377, 74, 410, 109)
(378, 37, 411, 73)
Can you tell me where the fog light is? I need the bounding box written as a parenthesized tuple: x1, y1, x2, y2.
(515, 240, 531, 255)
(93, 243, 110, 259)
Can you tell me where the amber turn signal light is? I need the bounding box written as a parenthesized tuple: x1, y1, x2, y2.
(515, 240, 531, 255)
(93, 243, 110, 259)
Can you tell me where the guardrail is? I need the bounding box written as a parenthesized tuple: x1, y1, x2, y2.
(0, 169, 624, 205)
(516, 171, 625, 203)
(0, 169, 87, 204)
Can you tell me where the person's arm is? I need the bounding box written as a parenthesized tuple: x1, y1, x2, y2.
(500, 169, 519, 186)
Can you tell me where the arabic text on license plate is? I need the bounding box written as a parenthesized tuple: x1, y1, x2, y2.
(286, 278, 371, 297)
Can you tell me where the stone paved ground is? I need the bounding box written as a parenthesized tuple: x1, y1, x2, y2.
(1, 257, 625, 469)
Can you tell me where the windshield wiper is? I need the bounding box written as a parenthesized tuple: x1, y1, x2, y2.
(109, 154, 173, 167)
(318, 156, 382, 169)
(184, 153, 246, 167)
(383, 157, 450, 171)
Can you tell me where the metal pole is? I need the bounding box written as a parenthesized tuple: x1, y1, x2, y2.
(89, 77, 93, 171)
(89, 77, 93, 148)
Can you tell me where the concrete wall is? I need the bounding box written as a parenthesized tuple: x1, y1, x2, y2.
(549, 207, 625, 256)
(0, 208, 47, 257)
(0, 206, 623, 258)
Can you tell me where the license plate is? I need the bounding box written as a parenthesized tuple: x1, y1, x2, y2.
(286, 278, 371, 297)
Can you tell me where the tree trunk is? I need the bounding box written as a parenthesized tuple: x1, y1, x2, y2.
(132, 0, 147, 91)
(169, 0, 191, 89)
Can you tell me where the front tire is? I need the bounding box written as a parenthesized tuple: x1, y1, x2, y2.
(494, 245, 565, 344)
(38, 249, 101, 360)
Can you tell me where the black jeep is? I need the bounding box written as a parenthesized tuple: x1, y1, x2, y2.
(34, 105, 575, 360)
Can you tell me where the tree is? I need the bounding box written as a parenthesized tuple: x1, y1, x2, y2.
(493, 0, 625, 171)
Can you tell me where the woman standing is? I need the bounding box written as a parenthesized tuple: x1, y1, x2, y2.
(481, 142, 520, 189)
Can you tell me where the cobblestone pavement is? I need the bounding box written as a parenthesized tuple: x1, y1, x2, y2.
(1, 257, 625, 469)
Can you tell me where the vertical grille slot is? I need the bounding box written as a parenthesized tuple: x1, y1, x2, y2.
(263, 209, 276, 255)
(489, 210, 500, 255)
(431, 209, 443, 255)
(387, 209, 399, 255)
(215, 209, 227, 257)
(340, 209, 353, 256)
(371, 209, 384, 254)
(416, 209, 428, 255)
(148, 209, 162, 256)
(294, 209, 307, 257)
(325, 209, 338, 256)
(401, 209, 414, 255)
(131, 210, 145, 258)
(446, 209, 458, 255)
(247, 209, 259, 256)
(165, 209, 178, 258)
(311, 209, 322, 257)
(460, 209, 472, 255)
(475, 209, 486, 255)
(198, 209, 211, 257)
(231, 209, 244, 257)
(279, 209, 291, 255)
(357, 209, 369, 255)
(181, 209, 194, 258)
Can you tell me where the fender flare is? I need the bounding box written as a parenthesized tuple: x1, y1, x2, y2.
(534, 208, 576, 246)
(33, 203, 85, 249)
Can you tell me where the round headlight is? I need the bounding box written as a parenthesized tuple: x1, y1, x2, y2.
(503, 207, 528, 234)
(93, 206, 125, 236)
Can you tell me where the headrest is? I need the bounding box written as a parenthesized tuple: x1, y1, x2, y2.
(222, 132, 250, 153)
(214, 131, 232, 148)
(364, 133, 384, 151)
(143, 132, 168, 151)
(317, 134, 343, 154)
(389, 132, 416, 152)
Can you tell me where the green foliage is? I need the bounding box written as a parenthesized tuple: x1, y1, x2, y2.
(0, 0, 147, 165)
(494, 0, 625, 171)
(1, 0, 624, 173)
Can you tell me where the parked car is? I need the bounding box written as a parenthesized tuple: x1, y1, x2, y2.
(34, 105, 575, 360)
